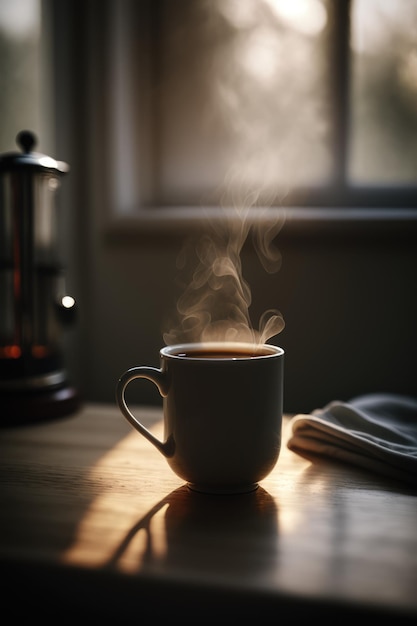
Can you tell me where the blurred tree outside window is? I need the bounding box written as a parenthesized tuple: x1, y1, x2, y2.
(350, 0, 417, 184)
(151, 0, 333, 205)
(0, 0, 43, 152)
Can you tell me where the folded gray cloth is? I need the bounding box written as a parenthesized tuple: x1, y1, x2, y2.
(287, 393, 417, 486)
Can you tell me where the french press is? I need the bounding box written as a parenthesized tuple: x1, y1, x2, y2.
(0, 130, 80, 424)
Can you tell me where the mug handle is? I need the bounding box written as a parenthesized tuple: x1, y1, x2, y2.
(115, 366, 174, 457)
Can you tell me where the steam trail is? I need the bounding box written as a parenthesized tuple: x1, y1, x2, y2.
(163, 200, 285, 346)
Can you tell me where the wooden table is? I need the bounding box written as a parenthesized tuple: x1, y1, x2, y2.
(1, 404, 416, 622)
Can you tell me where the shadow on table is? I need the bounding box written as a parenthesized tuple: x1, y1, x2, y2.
(105, 484, 279, 580)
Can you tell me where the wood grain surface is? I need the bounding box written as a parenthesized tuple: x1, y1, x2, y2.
(0, 403, 416, 622)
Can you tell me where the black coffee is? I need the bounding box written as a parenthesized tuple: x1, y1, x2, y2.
(173, 348, 272, 359)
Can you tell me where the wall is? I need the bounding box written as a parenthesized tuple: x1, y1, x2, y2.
(64, 212, 417, 415)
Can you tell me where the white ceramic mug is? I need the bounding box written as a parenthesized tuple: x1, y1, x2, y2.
(116, 341, 284, 494)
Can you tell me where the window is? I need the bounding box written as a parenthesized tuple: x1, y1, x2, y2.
(101, 0, 417, 217)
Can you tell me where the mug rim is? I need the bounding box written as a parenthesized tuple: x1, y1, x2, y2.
(160, 341, 284, 360)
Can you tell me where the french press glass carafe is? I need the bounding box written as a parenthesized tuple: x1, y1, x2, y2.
(0, 130, 80, 424)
